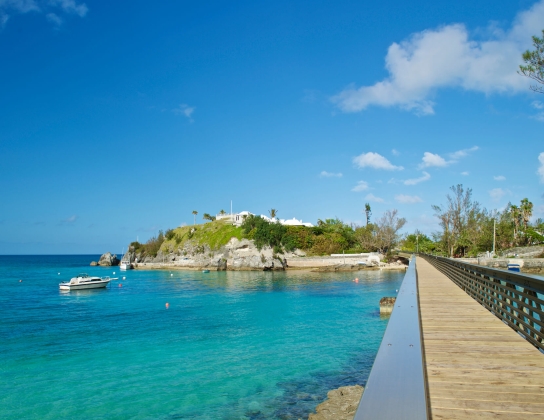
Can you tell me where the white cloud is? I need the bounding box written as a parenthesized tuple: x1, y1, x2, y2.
(59, 214, 77, 225)
(365, 193, 385, 203)
(50, 0, 87, 17)
(532, 101, 544, 110)
(494, 175, 506, 181)
(351, 181, 369, 192)
(489, 188, 508, 202)
(331, 1, 544, 115)
(395, 194, 423, 204)
(418, 147, 478, 169)
(46, 12, 61, 25)
(0, 0, 87, 25)
(392, 149, 400, 156)
(320, 171, 343, 178)
(173, 104, 195, 121)
(449, 146, 479, 159)
(461, 171, 469, 176)
(538, 152, 544, 183)
(418, 152, 450, 168)
(0, 0, 39, 13)
(404, 171, 431, 185)
(353, 152, 403, 170)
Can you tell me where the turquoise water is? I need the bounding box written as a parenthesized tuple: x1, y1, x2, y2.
(0, 255, 403, 419)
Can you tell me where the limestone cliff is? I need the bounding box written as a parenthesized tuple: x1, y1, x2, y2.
(122, 237, 297, 271)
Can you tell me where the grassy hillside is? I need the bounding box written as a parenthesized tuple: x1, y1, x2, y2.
(160, 220, 245, 253)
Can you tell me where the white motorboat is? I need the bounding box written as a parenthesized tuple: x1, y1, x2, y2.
(119, 260, 133, 270)
(59, 273, 116, 291)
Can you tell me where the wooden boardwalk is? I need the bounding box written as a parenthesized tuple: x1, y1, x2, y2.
(417, 258, 544, 419)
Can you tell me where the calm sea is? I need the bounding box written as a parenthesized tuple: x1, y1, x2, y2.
(0, 255, 403, 419)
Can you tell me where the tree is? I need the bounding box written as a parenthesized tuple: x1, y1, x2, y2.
(364, 203, 372, 226)
(354, 223, 377, 252)
(402, 232, 434, 253)
(219, 209, 226, 215)
(510, 204, 521, 239)
(519, 29, 544, 93)
(192, 210, 198, 225)
(374, 209, 406, 255)
(269, 209, 278, 219)
(203, 213, 215, 222)
(432, 185, 480, 257)
(520, 198, 534, 229)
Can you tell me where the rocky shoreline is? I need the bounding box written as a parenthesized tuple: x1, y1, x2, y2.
(308, 385, 364, 420)
(94, 238, 409, 272)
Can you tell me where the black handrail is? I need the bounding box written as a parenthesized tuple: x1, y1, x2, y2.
(420, 254, 544, 352)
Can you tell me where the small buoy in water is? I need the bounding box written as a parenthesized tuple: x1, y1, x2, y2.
(171, 273, 173, 277)
(19, 279, 22, 283)
(122, 276, 126, 280)
(58, 273, 60, 275)
(113, 272, 116, 275)
(355, 278, 359, 283)
(396, 289, 399, 293)
(165, 302, 169, 309)
(119, 283, 122, 288)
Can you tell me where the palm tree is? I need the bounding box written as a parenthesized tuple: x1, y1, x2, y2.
(192, 210, 198, 225)
(219, 209, 226, 216)
(203, 213, 216, 222)
(520, 198, 533, 229)
(510, 205, 520, 239)
(269, 209, 278, 220)
(364, 203, 372, 226)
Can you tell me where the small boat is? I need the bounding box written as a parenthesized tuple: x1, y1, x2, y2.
(59, 273, 116, 291)
(507, 264, 521, 272)
(120, 260, 133, 271)
(202, 270, 210, 273)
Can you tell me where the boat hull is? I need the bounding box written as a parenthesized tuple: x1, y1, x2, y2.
(59, 280, 111, 291)
(119, 262, 133, 271)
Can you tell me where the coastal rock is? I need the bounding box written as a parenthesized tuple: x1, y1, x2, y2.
(217, 258, 227, 271)
(308, 385, 364, 420)
(379, 297, 397, 314)
(98, 252, 120, 266)
(90, 261, 98, 266)
(311, 264, 360, 272)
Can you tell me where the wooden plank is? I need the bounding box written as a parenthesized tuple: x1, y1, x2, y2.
(417, 257, 544, 419)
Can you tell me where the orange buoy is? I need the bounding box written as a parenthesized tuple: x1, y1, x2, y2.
(119, 283, 122, 288)
(165, 302, 169, 309)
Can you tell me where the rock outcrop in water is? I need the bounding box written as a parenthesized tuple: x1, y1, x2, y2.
(97, 252, 120, 266)
(379, 296, 396, 315)
(308, 385, 364, 420)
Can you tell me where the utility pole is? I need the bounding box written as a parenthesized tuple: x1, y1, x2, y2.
(416, 234, 419, 254)
(493, 219, 496, 256)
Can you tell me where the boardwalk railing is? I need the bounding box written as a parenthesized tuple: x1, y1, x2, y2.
(354, 257, 429, 420)
(421, 254, 544, 353)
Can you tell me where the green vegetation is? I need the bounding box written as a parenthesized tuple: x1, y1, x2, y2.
(420, 184, 544, 257)
(240, 215, 381, 255)
(160, 219, 244, 253)
(401, 233, 435, 253)
(130, 230, 165, 258)
(519, 29, 544, 94)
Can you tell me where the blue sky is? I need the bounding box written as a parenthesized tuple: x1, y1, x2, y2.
(1, 0, 543, 254)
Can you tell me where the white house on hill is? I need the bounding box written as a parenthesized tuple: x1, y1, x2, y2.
(216, 211, 313, 227)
